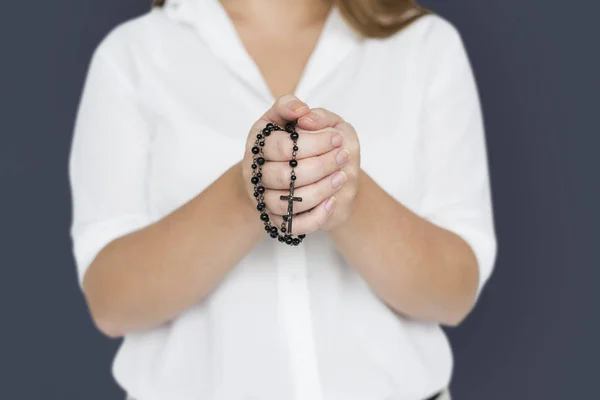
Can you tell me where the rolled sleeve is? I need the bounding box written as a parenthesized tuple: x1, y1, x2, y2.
(416, 18, 497, 302)
(68, 37, 153, 290)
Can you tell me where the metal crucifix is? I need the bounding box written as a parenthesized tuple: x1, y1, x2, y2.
(280, 182, 302, 234)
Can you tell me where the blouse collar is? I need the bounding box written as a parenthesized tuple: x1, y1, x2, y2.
(163, 0, 363, 103)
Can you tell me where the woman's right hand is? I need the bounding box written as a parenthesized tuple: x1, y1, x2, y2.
(241, 95, 349, 235)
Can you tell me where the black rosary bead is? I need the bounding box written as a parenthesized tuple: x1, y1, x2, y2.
(250, 121, 305, 245)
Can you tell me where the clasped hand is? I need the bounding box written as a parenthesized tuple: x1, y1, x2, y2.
(242, 95, 360, 235)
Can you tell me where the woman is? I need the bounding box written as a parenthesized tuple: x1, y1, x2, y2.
(68, 0, 496, 398)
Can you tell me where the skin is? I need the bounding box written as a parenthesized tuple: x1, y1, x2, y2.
(83, 0, 478, 338)
(292, 109, 479, 326)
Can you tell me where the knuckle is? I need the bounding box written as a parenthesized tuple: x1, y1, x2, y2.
(277, 166, 289, 188)
(349, 186, 358, 202)
(262, 165, 275, 187)
(320, 177, 334, 198)
(276, 94, 296, 108)
(275, 137, 288, 159)
(316, 153, 330, 176)
(350, 135, 360, 149)
(344, 167, 357, 181)
(265, 198, 281, 215)
(262, 198, 272, 213)
(275, 196, 287, 215)
(339, 121, 353, 130)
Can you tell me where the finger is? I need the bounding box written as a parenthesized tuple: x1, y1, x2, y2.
(263, 170, 347, 215)
(270, 196, 337, 236)
(256, 94, 310, 128)
(296, 107, 343, 130)
(260, 147, 351, 189)
(257, 129, 343, 161)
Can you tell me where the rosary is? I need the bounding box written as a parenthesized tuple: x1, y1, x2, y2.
(250, 120, 306, 246)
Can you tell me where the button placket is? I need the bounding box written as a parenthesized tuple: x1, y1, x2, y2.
(275, 245, 323, 400)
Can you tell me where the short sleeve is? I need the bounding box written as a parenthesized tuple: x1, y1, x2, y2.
(416, 17, 497, 303)
(68, 41, 154, 290)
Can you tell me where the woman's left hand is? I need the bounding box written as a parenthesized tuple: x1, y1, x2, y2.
(296, 107, 361, 232)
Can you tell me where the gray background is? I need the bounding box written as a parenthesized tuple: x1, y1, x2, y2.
(1, 0, 598, 399)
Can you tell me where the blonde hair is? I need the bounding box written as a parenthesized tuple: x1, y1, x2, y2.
(151, 0, 430, 38)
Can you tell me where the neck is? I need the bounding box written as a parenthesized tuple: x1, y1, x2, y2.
(219, 0, 333, 26)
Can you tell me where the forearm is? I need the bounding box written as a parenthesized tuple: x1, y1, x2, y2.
(328, 169, 479, 326)
(83, 161, 263, 337)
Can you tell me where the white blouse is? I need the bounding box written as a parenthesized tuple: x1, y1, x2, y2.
(68, 0, 497, 399)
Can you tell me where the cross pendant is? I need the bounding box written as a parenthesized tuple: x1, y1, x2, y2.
(279, 182, 302, 234)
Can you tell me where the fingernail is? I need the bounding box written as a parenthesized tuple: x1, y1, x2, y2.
(331, 134, 343, 147)
(336, 149, 350, 165)
(325, 196, 337, 213)
(331, 171, 347, 188)
(289, 101, 308, 113)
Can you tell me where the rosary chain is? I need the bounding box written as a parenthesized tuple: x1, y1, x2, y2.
(250, 121, 306, 246)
